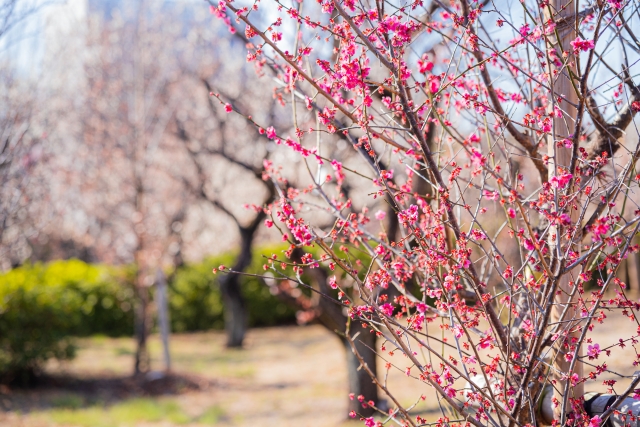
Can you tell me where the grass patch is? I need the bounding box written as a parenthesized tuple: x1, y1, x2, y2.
(88, 334, 109, 344)
(50, 394, 85, 409)
(45, 397, 190, 427)
(48, 407, 109, 427)
(113, 347, 134, 356)
(197, 405, 225, 424)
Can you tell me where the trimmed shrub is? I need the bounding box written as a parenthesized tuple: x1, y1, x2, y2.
(0, 260, 134, 381)
(0, 248, 299, 380)
(169, 246, 297, 332)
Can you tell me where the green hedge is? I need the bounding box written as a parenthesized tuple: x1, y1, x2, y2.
(0, 249, 298, 379)
(170, 246, 297, 332)
(0, 260, 134, 380)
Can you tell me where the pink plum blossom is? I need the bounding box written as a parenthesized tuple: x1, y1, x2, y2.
(570, 37, 595, 53)
(587, 343, 601, 359)
(550, 173, 572, 189)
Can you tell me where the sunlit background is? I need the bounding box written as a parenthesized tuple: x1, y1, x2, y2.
(0, 1, 413, 425)
(2, 0, 640, 426)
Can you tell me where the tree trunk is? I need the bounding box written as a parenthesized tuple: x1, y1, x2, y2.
(220, 220, 262, 348)
(132, 182, 148, 375)
(342, 322, 379, 418)
(627, 248, 640, 295)
(134, 269, 150, 374)
(313, 259, 380, 418)
(547, 0, 584, 417)
(285, 248, 380, 418)
(220, 272, 247, 348)
(412, 117, 437, 204)
(156, 268, 171, 372)
(618, 259, 629, 291)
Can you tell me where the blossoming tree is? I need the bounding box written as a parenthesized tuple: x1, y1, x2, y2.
(209, 0, 640, 424)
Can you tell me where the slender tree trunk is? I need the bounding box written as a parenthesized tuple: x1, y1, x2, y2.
(133, 185, 150, 374)
(156, 268, 171, 372)
(134, 267, 150, 374)
(548, 0, 584, 418)
(412, 117, 437, 204)
(627, 248, 640, 295)
(618, 259, 629, 290)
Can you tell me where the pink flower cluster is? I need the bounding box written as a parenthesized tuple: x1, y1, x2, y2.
(277, 200, 313, 246)
(398, 205, 419, 225)
(587, 343, 601, 359)
(339, 58, 370, 90)
(379, 15, 420, 47)
(591, 221, 610, 241)
(570, 37, 595, 53)
(330, 160, 345, 185)
(470, 148, 485, 167)
(364, 417, 376, 427)
(550, 173, 572, 189)
(379, 303, 394, 317)
(209, 1, 235, 34)
(417, 54, 434, 73)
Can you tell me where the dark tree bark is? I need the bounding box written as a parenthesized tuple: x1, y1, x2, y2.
(281, 249, 380, 418)
(627, 238, 640, 294)
(220, 273, 246, 348)
(412, 117, 437, 203)
(133, 183, 150, 375)
(133, 273, 150, 374)
(385, 194, 399, 246)
(220, 219, 263, 348)
(217, 173, 274, 348)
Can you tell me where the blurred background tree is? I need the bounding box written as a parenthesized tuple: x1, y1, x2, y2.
(0, 0, 364, 381)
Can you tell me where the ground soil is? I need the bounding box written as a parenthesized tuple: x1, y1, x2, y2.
(0, 310, 637, 427)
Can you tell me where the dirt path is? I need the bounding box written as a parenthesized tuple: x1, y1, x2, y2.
(0, 326, 369, 427)
(1, 311, 637, 427)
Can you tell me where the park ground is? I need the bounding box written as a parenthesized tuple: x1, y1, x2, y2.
(0, 310, 637, 427)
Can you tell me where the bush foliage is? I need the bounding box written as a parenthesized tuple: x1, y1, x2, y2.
(0, 248, 296, 379)
(169, 246, 297, 332)
(0, 260, 133, 380)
